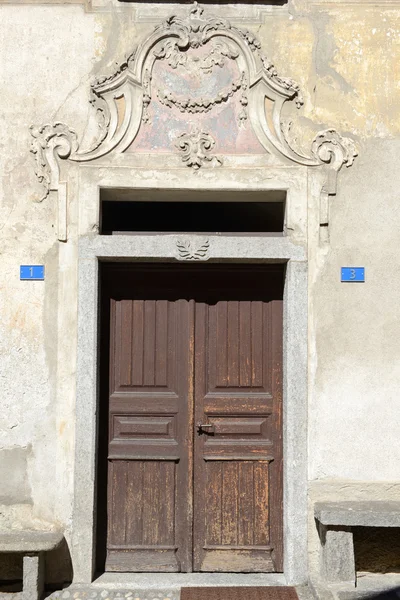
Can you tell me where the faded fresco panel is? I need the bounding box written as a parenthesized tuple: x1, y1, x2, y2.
(129, 38, 265, 155)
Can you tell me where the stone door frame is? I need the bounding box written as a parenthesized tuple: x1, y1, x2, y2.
(70, 166, 309, 586)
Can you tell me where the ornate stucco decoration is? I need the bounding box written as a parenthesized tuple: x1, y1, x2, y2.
(30, 2, 357, 241)
(30, 123, 78, 202)
(176, 238, 210, 260)
(175, 129, 222, 169)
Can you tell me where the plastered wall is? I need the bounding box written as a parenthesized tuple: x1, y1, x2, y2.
(1, 0, 400, 582)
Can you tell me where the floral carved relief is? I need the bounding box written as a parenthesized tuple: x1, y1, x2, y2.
(175, 129, 222, 169)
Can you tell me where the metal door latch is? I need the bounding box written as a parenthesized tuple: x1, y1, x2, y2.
(197, 422, 215, 434)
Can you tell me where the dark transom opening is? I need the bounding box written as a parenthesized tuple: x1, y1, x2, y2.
(100, 189, 286, 235)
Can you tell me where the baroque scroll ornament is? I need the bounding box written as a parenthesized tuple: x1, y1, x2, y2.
(30, 2, 357, 206)
(30, 122, 78, 201)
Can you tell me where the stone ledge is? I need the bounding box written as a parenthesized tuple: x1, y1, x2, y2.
(0, 531, 63, 553)
(314, 502, 400, 528)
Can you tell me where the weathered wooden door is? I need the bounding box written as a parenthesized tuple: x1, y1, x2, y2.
(102, 265, 283, 573)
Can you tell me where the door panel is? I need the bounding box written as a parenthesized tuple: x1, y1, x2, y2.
(193, 297, 283, 572)
(106, 296, 194, 572)
(103, 264, 283, 574)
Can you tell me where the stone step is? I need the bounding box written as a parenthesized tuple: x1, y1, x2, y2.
(46, 590, 179, 600)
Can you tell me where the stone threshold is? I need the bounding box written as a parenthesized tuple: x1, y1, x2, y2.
(45, 573, 290, 600)
(92, 573, 287, 588)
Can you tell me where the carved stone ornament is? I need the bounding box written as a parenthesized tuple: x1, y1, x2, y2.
(176, 238, 210, 260)
(312, 129, 358, 193)
(157, 72, 246, 119)
(30, 122, 78, 201)
(176, 129, 222, 169)
(30, 2, 357, 239)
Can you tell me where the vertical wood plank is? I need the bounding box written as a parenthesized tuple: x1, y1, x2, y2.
(125, 461, 143, 545)
(216, 302, 228, 387)
(119, 301, 132, 386)
(227, 302, 239, 387)
(163, 462, 175, 545)
(221, 462, 239, 545)
(254, 462, 270, 546)
(205, 462, 222, 546)
(143, 300, 156, 386)
(238, 461, 254, 546)
(251, 302, 263, 387)
(142, 462, 160, 545)
(239, 301, 251, 387)
(109, 461, 128, 546)
(155, 301, 168, 387)
(131, 300, 144, 386)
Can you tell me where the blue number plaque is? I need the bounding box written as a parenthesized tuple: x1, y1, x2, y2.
(341, 267, 365, 283)
(20, 265, 45, 281)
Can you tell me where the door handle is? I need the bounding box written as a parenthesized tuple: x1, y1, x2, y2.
(197, 422, 215, 434)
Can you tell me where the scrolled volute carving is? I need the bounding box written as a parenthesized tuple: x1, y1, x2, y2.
(30, 122, 79, 201)
(312, 129, 358, 193)
(312, 129, 358, 170)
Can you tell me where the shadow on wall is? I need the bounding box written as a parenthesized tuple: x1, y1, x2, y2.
(363, 589, 400, 600)
(45, 538, 73, 590)
(354, 528, 400, 574)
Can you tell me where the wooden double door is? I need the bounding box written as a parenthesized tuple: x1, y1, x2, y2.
(101, 264, 284, 573)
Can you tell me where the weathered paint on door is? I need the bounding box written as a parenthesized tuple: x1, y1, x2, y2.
(101, 264, 283, 573)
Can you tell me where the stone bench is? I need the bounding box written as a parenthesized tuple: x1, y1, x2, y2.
(315, 501, 400, 586)
(0, 530, 64, 600)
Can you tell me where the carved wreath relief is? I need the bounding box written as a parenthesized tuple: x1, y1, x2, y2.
(30, 2, 357, 238)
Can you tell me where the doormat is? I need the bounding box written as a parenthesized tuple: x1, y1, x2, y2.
(181, 587, 298, 600)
